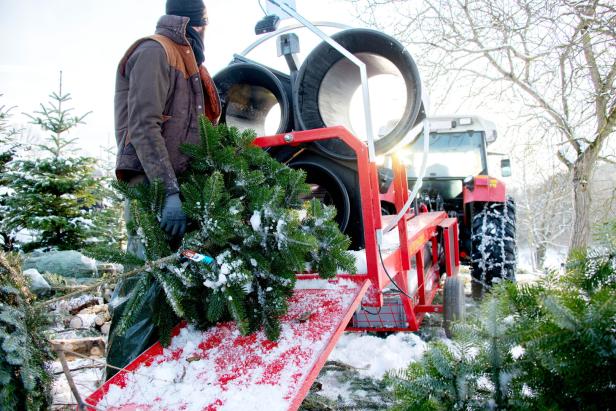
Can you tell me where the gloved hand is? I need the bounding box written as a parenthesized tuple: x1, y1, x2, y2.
(160, 193, 187, 238)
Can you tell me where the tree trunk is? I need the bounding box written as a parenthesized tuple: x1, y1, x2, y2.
(569, 152, 596, 251)
(535, 243, 547, 269)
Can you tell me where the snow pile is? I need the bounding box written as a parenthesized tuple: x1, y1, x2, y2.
(94, 282, 361, 411)
(294, 278, 358, 290)
(52, 358, 104, 406)
(343, 227, 406, 275)
(381, 227, 402, 250)
(347, 250, 368, 274)
(328, 332, 427, 379)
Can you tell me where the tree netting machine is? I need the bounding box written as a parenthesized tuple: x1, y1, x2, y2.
(84, 126, 461, 410)
(84, 3, 463, 409)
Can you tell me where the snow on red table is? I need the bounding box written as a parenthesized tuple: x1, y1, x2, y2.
(86, 278, 368, 411)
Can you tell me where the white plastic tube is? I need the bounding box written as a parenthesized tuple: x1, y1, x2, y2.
(383, 118, 431, 233)
(266, 0, 377, 162)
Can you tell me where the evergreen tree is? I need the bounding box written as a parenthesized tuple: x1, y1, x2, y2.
(3, 73, 99, 251)
(504, 227, 616, 409)
(0, 96, 21, 251)
(114, 119, 356, 342)
(0, 252, 53, 410)
(85, 146, 126, 252)
(388, 221, 616, 410)
(387, 298, 525, 410)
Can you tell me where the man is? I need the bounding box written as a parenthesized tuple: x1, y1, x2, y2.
(115, 0, 220, 243)
(107, 0, 221, 378)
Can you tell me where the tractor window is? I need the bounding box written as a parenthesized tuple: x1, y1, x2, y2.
(403, 131, 485, 178)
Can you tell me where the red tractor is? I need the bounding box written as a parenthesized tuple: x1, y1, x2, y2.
(380, 115, 516, 292)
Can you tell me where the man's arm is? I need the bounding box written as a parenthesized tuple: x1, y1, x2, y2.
(125, 41, 179, 195)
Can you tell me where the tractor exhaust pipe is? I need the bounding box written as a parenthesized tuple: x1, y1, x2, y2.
(213, 62, 292, 136)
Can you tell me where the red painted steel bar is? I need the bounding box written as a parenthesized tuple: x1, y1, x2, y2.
(255, 127, 385, 307)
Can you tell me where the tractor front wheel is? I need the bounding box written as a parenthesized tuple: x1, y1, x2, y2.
(470, 198, 517, 296)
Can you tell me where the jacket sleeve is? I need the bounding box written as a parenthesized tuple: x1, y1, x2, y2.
(125, 41, 179, 195)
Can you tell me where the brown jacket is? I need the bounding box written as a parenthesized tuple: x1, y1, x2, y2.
(114, 15, 221, 194)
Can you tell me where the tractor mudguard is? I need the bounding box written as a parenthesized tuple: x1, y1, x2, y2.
(463, 175, 506, 204)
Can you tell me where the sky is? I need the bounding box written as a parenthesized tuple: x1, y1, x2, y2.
(0, 0, 358, 159)
(3, 0, 611, 188)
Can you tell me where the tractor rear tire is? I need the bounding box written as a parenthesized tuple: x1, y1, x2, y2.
(470, 197, 517, 295)
(443, 275, 465, 338)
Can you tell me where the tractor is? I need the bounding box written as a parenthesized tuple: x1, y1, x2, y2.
(381, 115, 517, 292)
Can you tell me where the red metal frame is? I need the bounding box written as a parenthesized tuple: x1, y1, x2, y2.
(255, 127, 461, 332)
(84, 127, 462, 411)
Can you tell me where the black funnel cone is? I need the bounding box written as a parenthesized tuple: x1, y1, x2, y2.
(295, 28, 424, 160)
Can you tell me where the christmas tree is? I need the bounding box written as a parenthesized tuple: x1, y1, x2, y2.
(388, 221, 616, 410)
(0, 96, 21, 251)
(0, 252, 53, 410)
(114, 118, 356, 342)
(85, 146, 126, 252)
(3, 74, 99, 251)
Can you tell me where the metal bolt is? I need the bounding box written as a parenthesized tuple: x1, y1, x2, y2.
(284, 134, 294, 143)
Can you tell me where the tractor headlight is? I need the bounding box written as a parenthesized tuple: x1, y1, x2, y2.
(463, 175, 475, 191)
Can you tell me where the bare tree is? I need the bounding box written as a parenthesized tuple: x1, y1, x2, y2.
(514, 153, 572, 269)
(350, 0, 616, 250)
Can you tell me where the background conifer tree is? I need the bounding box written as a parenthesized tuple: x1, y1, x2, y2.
(3, 73, 99, 251)
(0, 253, 53, 410)
(0, 95, 21, 251)
(85, 146, 126, 253)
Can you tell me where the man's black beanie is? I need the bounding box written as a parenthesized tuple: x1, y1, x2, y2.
(166, 0, 207, 26)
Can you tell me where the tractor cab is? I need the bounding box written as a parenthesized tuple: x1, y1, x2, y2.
(400, 116, 498, 211)
(381, 115, 517, 289)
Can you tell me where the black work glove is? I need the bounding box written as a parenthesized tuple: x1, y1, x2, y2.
(160, 193, 187, 238)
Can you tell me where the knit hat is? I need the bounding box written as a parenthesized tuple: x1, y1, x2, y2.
(166, 0, 208, 27)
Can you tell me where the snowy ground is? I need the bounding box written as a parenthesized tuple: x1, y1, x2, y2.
(306, 332, 427, 410)
(517, 246, 567, 274)
(51, 358, 105, 410)
(328, 333, 426, 380)
(51, 268, 542, 410)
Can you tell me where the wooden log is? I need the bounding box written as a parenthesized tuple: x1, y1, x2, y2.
(82, 303, 108, 315)
(68, 297, 100, 315)
(51, 337, 106, 360)
(100, 322, 111, 335)
(69, 314, 97, 329)
(69, 316, 83, 329)
(89, 345, 103, 357)
(94, 312, 111, 327)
